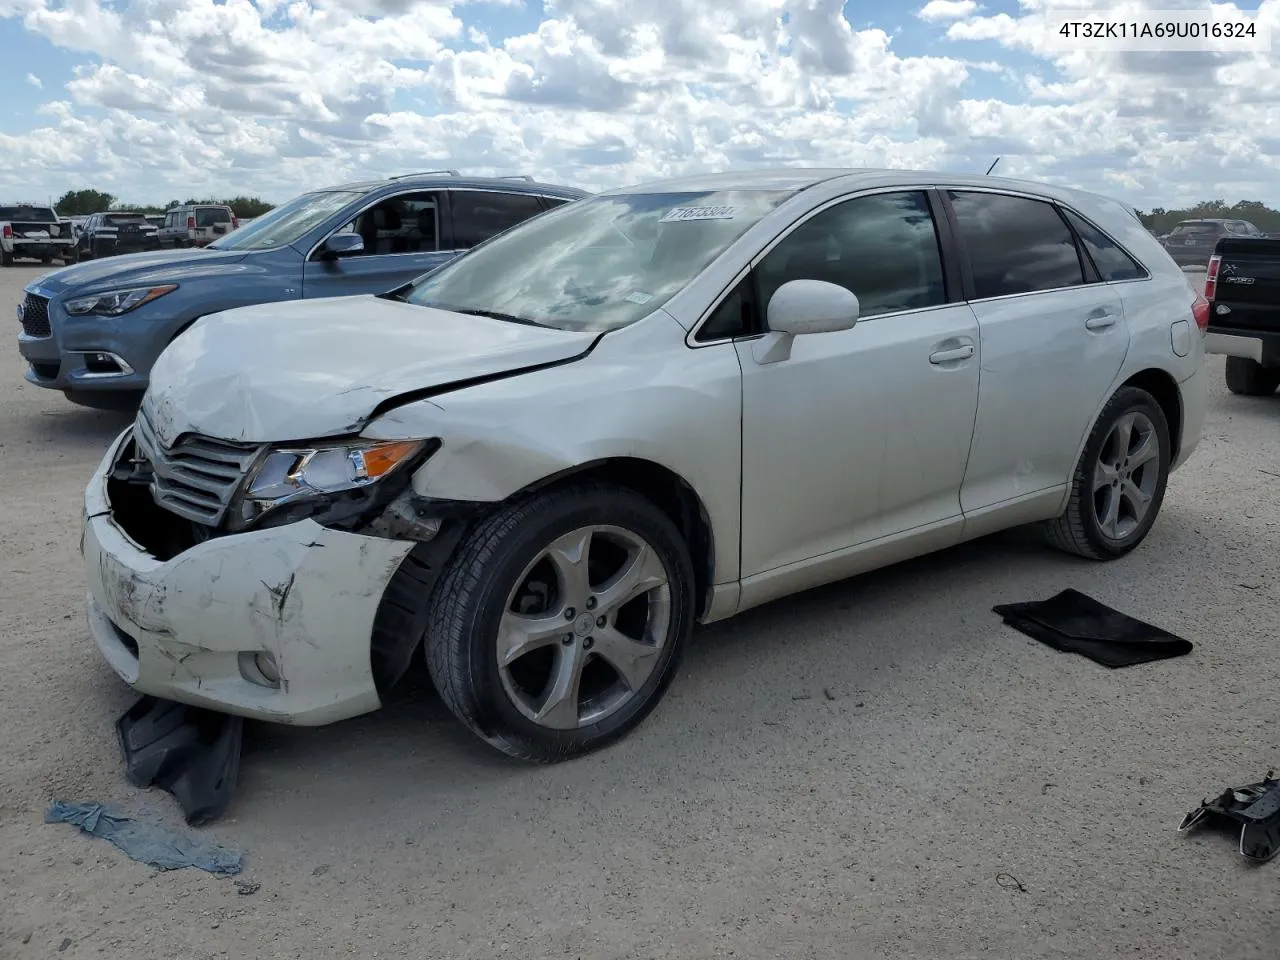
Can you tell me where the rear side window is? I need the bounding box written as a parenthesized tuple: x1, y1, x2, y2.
(451, 191, 545, 248)
(0, 206, 56, 221)
(1061, 209, 1146, 282)
(947, 191, 1084, 298)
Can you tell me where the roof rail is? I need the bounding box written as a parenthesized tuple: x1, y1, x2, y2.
(389, 169, 460, 179)
(498, 175, 535, 182)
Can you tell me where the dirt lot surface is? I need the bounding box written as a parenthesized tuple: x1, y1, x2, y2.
(1, 262, 1277, 959)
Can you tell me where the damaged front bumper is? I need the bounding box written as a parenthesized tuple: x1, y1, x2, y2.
(81, 428, 416, 725)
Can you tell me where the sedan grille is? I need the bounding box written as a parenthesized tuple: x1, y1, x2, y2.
(133, 410, 263, 527)
(20, 294, 51, 338)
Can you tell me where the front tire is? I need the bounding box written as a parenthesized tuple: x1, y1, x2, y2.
(1224, 357, 1280, 397)
(1043, 386, 1171, 560)
(424, 482, 695, 762)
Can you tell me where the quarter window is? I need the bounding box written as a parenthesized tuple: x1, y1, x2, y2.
(947, 191, 1085, 298)
(451, 191, 545, 248)
(755, 191, 947, 320)
(1062, 209, 1145, 282)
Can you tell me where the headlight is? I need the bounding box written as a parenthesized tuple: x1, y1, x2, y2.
(64, 284, 178, 317)
(237, 438, 428, 527)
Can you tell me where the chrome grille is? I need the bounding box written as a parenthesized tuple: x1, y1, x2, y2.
(133, 410, 263, 526)
(20, 294, 51, 338)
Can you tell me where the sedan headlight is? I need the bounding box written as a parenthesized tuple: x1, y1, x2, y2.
(64, 284, 178, 317)
(236, 438, 429, 527)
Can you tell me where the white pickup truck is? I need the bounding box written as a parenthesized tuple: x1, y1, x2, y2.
(0, 203, 78, 266)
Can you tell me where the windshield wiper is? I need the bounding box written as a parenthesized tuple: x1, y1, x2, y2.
(445, 307, 551, 328)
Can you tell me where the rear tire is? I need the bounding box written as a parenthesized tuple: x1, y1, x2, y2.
(0, 250, 12, 267)
(1043, 386, 1171, 561)
(423, 482, 695, 762)
(1224, 357, 1280, 397)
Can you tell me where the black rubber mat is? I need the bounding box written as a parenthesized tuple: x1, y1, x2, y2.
(116, 696, 244, 826)
(993, 588, 1193, 668)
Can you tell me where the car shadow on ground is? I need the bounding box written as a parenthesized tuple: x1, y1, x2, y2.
(233, 523, 1085, 781)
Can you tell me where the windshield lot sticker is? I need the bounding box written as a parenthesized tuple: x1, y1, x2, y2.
(659, 205, 738, 223)
(625, 292, 654, 305)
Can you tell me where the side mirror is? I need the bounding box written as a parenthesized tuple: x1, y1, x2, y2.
(767, 279, 860, 335)
(323, 232, 364, 257)
(753, 279, 860, 365)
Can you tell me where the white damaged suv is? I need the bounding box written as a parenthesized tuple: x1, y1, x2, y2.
(82, 168, 1208, 760)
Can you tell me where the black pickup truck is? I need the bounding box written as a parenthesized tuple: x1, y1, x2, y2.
(1205, 237, 1280, 396)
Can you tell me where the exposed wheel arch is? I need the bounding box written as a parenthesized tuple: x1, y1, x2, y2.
(515, 458, 716, 621)
(1119, 368, 1182, 463)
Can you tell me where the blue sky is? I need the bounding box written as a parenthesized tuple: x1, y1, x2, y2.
(0, 0, 1276, 208)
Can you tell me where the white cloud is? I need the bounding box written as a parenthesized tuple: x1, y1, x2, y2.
(0, 0, 1278, 210)
(917, 0, 978, 23)
(25, 72, 41, 88)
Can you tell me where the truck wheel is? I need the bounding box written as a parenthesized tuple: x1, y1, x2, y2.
(40, 255, 53, 265)
(423, 482, 694, 762)
(1224, 357, 1280, 397)
(0, 250, 12, 267)
(1043, 385, 1171, 561)
(62, 248, 79, 265)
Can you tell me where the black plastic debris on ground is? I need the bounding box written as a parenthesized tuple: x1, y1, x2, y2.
(1179, 772, 1280, 863)
(992, 588, 1193, 668)
(117, 695, 244, 826)
(45, 801, 242, 874)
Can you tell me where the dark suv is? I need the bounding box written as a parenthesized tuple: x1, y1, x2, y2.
(1162, 218, 1266, 267)
(18, 172, 589, 408)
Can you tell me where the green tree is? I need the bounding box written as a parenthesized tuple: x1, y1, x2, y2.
(54, 189, 115, 216)
(1136, 200, 1280, 236)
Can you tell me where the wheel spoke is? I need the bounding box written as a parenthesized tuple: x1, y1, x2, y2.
(1093, 458, 1119, 493)
(1097, 486, 1121, 538)
(594, 543, 667, 614)
(534, 645, 585, 729)
(1120, 479, 1152, 521)
(1127, 429, 1158, 469)
(592, 626, 660, 692)
(1110, 413, 1134, 460)
(498, 610, 569, 666)
(545, 528, 594, 605)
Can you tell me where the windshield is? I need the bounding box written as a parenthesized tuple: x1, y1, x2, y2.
(403, 190, 793, 332)
(1170, 222, 1223, 236)
(105, 214, 148, 226)
(195, 207, 232, 226)
(208, 190, 362, 251)
(0, 206, 56, 221)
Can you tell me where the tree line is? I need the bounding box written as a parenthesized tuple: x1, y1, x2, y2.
(54, 189, 275, 219)
(1137, 199, 1280, 235)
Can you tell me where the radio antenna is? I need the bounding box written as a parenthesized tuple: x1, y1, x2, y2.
(985, 157, 1001, 175)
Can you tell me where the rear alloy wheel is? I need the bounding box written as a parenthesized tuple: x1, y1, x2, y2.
(424, 483, 694, 761)
(1224, 357, 1280, 397)
(1043, 386, 1171, 560)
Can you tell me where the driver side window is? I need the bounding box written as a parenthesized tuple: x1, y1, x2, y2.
(756, 191, 947, 320)
(328, 191, 442, 258)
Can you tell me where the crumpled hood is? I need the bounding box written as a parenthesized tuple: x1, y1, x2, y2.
(144, 294, 598, 444)
(29, 248, 249, 296)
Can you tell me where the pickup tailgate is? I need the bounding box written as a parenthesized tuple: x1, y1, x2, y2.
(1209, 237, 1280, 331)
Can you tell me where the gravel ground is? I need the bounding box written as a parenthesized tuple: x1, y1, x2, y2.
(2, 263, 1278, 959)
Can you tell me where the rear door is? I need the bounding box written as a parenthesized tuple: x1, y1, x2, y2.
(302, 189, 454, 299)
(945, 189, 1129, 513)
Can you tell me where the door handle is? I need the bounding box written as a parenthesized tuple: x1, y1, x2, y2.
(1085, 309, 1117, 330)
(929, 344, 975, 364)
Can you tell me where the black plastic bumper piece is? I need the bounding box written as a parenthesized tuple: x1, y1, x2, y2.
(116, 696, 244, 826)
(1179, 772, 1280, 863)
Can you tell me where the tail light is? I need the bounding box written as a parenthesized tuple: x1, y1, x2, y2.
(187, 216, 196, 230)
(1, 225, 11, 239)
(1192, 295, 1210, 332)
(231, 216, 239, 229)
(1204, 254, 1221, 301)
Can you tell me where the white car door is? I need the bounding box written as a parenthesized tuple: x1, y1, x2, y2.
(942, 189, 1131, 515)
(731, 189, 981, 580)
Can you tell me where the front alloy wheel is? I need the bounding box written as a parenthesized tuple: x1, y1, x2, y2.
(424, 483, 694, 761)
(1043, 385, 1171, 560)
